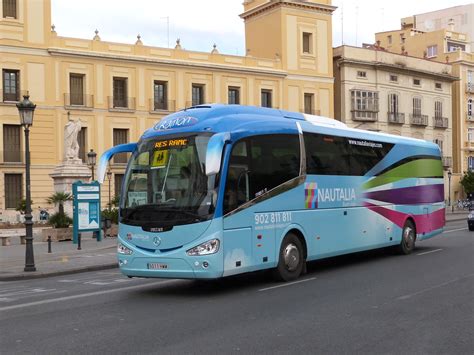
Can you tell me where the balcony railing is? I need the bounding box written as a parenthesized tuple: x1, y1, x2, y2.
(442, 156, 452, 168)
(433, 116, 448, 128)
(351, 110, 378, 122)
(108, 96, 136, 111)
(467, 112, 474, 121)
(149, 99, 176, 112)
(387, 112, 405, 124)
(467, 82, 474, 93)
(409, 114, 428, 126)
(64, 93, 94, 109)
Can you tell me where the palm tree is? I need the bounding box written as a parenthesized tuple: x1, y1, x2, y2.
(46, 192, 73, 215)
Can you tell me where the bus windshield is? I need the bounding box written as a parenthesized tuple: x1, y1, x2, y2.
(120, 134, 216, 228)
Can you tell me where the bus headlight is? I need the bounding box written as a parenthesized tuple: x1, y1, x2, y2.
(117, 243, 133, 255)
(186, 239, 220, 256)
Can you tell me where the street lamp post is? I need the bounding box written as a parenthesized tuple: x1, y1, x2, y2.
(87, 149, 97, 181)
(448, 170, 452, 211)
(106, 169, 112, 212)
(16, 94, 36, 272)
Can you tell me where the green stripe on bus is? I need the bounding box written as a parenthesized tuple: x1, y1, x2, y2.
(363, 159, 443, 190)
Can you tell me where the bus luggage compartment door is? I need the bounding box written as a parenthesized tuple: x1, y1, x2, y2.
(222, 227, 252, 276)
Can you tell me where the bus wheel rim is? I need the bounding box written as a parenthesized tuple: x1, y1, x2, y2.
(283, 243, 300, 271)
(403, 226, 414, 249)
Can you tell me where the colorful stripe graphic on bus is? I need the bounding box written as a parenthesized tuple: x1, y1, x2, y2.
(304, 182, 318, 209)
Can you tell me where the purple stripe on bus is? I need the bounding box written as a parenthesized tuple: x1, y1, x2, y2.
(364, 184, 444, 205)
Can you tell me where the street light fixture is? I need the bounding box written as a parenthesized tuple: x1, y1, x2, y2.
(447, 170, 452, 210)
(87, 149, 97, 181)
(106, 168, 112, 212)
(16, 94, 36, 272)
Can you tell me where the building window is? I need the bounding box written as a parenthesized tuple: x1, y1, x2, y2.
(435, 82, 442, 90)
(69, 73, 84, 106)
(113, 77, 128, 108)
(2, 69, 19, 102)
(302, 32, 312, 54)
(388, 93, 399, 114)
(468, 128, 474, 142)
(435, 101, 443, 119)
(468, 98, 473, 117)
(389, 74, 398, 82)
(113, 128, 129, 164)
(78, 127, 87, 163)
(153, 81, 168, 110)
(413, 78, 421, 86)
(447, 42, 465, 52)
(468, 70, 473, 85)
(387, 35, 392, 44)
(2, 0, 16, 18)
(413, 97, 422, 117)
(114, 173, 124, 199)
(427, 45, 438, 57)
(192, 84, 204, 106)
(228, 87, 240, 105)
(304, 93, 314, 114)
(433, 139, 443, 153)
(261, 89, 272, 108)
(4, 173, 22, 209)
(400, 34, 405, 43)
(3, 124, 21, 162)
(357, 71, 367, 78)
(468, 156, 474, 171)
(350, 90, 379, 120)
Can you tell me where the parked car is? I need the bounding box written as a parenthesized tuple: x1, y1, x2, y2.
(468, 209, 474, 231)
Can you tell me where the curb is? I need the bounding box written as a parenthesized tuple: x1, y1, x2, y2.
(0, 263, 118, 282)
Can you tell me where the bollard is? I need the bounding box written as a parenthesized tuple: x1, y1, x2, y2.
(47, 236, 52, 253)
(77, 233, 82, 250)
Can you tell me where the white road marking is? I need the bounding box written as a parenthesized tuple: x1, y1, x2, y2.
(258, 277, 316, 292)
(417, 248, 443, 256)
(0, 280, 180, 312)
(443, 227, 468, 234)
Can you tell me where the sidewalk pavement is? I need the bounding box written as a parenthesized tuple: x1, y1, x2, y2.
(0, 209, 469, 282)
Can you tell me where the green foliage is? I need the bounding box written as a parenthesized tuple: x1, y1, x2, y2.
(460, 171, 474, 195)
(47, 192, 73, 214)
(102, 208, 119, 225)
(111, 195, 120, 207)
(16, 199, 33, 214)
(48, 212, 73, 228)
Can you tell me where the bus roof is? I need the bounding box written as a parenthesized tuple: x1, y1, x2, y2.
(141, 104, 436, 150)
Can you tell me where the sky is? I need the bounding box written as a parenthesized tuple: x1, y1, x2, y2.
(51, 0, 471, 56)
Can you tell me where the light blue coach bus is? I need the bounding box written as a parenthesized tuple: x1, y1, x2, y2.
(98, 104, 445, 281)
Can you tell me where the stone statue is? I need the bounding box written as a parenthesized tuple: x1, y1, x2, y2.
(64, 115, 82, 161)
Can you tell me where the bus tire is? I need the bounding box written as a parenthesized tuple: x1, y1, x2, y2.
(273, 233, 305, 282)
(397, 220, 416, 255)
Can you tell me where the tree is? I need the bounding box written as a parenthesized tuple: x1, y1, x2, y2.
(460, 171, 474, 196)
(46, 192, 72, 215)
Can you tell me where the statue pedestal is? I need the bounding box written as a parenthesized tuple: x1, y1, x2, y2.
(50, 159, 92, 216)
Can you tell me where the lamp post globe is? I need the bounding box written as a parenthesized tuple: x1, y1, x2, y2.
(16, 94, 36, 272)
(87, 149, 97, 181)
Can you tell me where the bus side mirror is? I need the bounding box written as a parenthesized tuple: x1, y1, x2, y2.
(97, 143, 137, 183)
(206, 132, 230, 176)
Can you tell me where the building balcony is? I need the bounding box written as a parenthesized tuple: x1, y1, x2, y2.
(433, 116, 448, 129)
(464, 141, 474, 151)
(409, 114, 428, 126)
(467, 82, 474, 93)
(387, 112, 405, 124)
(64, 93, 94, 109)
(442, 156, 452, 168)
(149, 99, 176, 112)
(467, 112, 474, 121)
(108, 96, 136, 111)
(351, 110, 378, 122)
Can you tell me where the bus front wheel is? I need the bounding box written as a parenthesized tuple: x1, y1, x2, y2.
(273, 233, 305, 282)
(397, 220, 416, 255)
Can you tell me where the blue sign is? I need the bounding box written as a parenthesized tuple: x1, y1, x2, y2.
(72, 181, 101, 243)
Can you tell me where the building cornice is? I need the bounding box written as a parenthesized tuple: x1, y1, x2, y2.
(240, 0, 337, 20)
(336, 57, 459, 82)
(47, 48, 288, 78)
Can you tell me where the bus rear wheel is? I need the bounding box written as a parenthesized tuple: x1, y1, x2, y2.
(397, 220, 416, 255)
(273, 233, 305, 282)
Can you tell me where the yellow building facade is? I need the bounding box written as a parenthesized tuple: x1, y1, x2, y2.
(0, 0, 336, 221)
(375, 17, 474, 200)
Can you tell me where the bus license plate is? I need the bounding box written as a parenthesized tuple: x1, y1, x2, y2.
(148, 263, 168, 270)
